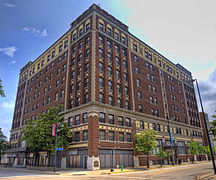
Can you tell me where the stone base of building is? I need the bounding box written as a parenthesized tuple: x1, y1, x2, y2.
(87, 156, 100, 171)
(133, 155, 139, 167)
(61, 157, 66, 169)
(13, 158, 18, 167)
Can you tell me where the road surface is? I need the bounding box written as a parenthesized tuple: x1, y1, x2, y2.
(0, 162, 214, 180)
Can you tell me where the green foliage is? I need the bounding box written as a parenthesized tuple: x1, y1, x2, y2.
(0, 79, 5, 97)
(188, 139, 199, 155)
(135, 129, 157, 168)
(155, 146, 167, 158)
(0, 128, 10, 164)
(205, 146, 215, 155)
(205, 146, 210, 155)
(155, 146, 167, 167)
(21, 106, 71, 155)
(210, 111, 216, 136)
(199, 145, 206, 154)
(135, 129, 157, 155)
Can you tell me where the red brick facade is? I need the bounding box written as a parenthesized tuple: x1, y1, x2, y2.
(9, 4, 205, 168)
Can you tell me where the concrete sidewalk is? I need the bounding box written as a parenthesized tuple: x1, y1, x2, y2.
(0, 160, 212, 177)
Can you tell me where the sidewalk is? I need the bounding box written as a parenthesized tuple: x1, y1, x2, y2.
(0, 160, 212, 176)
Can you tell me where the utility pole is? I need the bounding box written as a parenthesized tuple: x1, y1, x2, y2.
(54, 107, 59, 172)
(194, 79, 216, 174)
(168, 118, 174, 165)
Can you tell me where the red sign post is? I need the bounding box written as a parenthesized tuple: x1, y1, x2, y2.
(52, 123, 57, 136)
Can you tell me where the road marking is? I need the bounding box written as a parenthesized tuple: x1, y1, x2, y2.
(151, 164, 209, 174)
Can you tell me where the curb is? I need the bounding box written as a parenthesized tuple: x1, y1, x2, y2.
(0, 167, 60, 175)
(106, 170, 137, 174)
(197, 173, 215, 179)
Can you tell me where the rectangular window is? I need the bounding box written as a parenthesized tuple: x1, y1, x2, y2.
(99, 78, 104, 87)
(84, 93, 88, 103)
(83, 113, 88, 123)
(99, 23, 104, 31)
(99, 36, 103, 44)
(133, 44, 137, 52)
(77, 97, 80, 106)
(52, 51, 55, 58)
(99, 93, 104, 103)
(125, 118, 131, 127)
(114, 32, 119, 40)
(115, 45, 119, 54)
(140, 121, 144, 129)
(107, 53, 112, 62)
(68, 117, 73, 127)
(108, 96, 113, 105)
(83, 131, 88, 141)
(59, 45, 63, 53)
(178, 149, 185, 155)
(79, 28, 83, 36)
(118, 117, 123, 126)
(75, 115, 80, 125)
(122, 37, 126, 44)
(99, 49, 103, 58)
(108, 114, 114, 124)
(75, 132, 80, 142)
(125, 87, 129, 96)
(107, 41, 111, 49)
(107, 28, 112, 35)
(108, 81, 113, 91)
(109, 131, 114, 141)
(86, 23, 90, 31)
(127, 133, 132, 142)
(108, 66, 112, 76)
(99, 62, 104, 72)
(99, 130, 106, 140)
(99, 113, 105, 123)
(73, 34, 76, 41)
(64, 40, 68, 49)
(119, 132, 124, 142)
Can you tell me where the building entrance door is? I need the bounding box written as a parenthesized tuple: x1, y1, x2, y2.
(83, 155, 88, 169)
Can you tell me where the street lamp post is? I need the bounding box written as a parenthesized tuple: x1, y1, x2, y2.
(193, 79, 216, 174)
(168, 117, 174, 165)
(54, 107, 59, 172)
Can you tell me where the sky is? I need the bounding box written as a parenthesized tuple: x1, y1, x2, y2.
(0, 0, 216, 139)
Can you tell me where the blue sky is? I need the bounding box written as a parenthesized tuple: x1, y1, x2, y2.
(0, 0, 216, 139)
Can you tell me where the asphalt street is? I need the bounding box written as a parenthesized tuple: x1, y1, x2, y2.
(0, 162, 215, 180)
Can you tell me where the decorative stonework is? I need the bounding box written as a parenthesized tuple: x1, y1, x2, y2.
(13, 157, 18, 167)
(88, 112, 99, 117)
(61, 157, 66, 169)
(133, 155, 139, 167)
(87, 156, 100, 170)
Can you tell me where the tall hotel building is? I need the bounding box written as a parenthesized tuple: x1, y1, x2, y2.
(8, 4, 205, 170)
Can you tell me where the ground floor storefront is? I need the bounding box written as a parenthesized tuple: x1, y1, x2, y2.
(7, 147, 209, 170)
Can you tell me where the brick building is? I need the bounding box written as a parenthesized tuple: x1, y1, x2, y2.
(199, 112, 215, 148)
(8, 4, 205, 169)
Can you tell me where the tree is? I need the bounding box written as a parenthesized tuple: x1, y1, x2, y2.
(155, 146, 167, 167)
(210, 111, 216, 137)
(205, 146, 215, 161)
(0, 128, 10, 164)
(188, 138, 199, 163)
(0, 78, 5, 97)
(198, 145, 206, 154)
(21, 106, 71, 165)
(135, 129, 157, 168)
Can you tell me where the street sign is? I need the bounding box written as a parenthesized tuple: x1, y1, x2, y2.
(170, 133, 173, 143)
(56, 148, 63, 151)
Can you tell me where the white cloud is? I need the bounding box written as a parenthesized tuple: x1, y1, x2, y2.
(10, 60, 16, 64)
(22, 27, 48, 37)
(0, 3, 15, 7)
(1, 101, 14, 110)
(0, 46, 17, 57)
